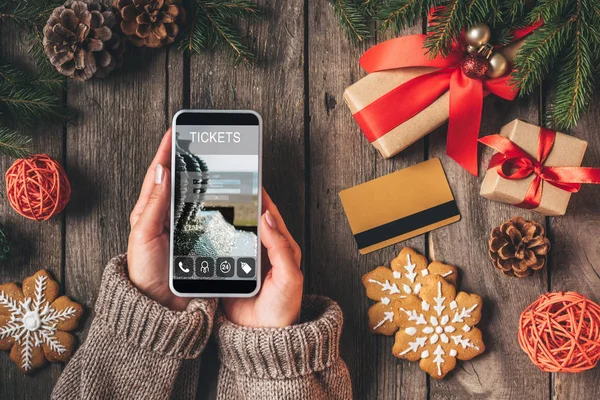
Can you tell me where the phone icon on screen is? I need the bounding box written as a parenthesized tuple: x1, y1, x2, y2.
(174, 257, 194, 278)
(178, 261, 190, 273)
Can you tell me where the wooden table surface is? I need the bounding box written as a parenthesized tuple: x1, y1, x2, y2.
(1, 1, 600, 399)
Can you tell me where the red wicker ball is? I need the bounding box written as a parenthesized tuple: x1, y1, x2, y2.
(5, 154, 71, 221)
(519, 292, 600, 373)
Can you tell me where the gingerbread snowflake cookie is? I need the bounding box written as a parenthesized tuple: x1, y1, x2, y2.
(0, 270, 83, 373)
(362, 248, 457, 335)
(392, 275, 485, 379)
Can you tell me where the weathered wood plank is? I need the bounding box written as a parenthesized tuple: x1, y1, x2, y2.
(428, 92, 550, 399)
(549, 93, 600, 400)
(64, 47, 169, 338)
(0, 25, 65, 396)
(307, 4, 427, 399)
(188, 0, 305, 398)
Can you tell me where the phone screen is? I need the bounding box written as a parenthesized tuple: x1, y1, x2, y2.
(170, 111, 261, 296)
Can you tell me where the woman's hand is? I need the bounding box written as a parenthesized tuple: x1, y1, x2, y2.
(127, 129, 190, 311)
(223, 190, 303, 328)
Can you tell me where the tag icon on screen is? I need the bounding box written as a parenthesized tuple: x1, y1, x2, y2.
(237, 258, 255, 278)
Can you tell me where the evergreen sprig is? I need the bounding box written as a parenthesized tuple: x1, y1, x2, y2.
(178, 0, 262, 65)
(0, 126, 32, 158)
(513, 0, 600, 130)
(329, 0, 374, 44)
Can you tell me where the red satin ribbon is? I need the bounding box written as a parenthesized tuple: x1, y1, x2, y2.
(479, 127, 600, 209)
(355, 34, 518, 176)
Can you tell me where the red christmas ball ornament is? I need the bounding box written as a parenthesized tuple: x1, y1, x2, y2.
(5, 154, 71, 221)
(461, 53, 489, 79)
(518, 292, 600, 373)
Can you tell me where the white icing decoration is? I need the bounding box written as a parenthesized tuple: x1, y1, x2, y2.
(433, 345, 445, 376)
(0, 275, 77, 371)
(399, 337, 427, 356)
(433, 281, 446, 316)
(368, 279, 401, 295)
(452, 304, 478, 323)
(400, 308, 427, 325)
(421, 269, 429, 277)
(394, 279, 481, 374)
(402, 284, 412, 294)
(393, 271, 402, 279)
(441, 270, 453, 277)
(373, 311, 394, 331)
(414, 283, 422, 295)
(404, 254, 417, 283)
(381, 297, 391, 305)
(451, 335, 480, 351)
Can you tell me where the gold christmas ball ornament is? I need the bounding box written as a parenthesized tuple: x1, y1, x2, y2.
(486, 52, 509, 78)
(465, 23, 491, 47)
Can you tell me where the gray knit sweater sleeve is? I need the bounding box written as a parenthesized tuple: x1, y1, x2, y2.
(51, 255, 217, 400)
(215, 295, 353, 400)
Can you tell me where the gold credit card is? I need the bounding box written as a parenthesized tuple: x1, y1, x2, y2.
(339, 158, 460, 254)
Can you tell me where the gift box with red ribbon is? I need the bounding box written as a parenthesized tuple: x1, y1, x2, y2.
(344, 26, 538, 176)
(479, 119, 600, 216)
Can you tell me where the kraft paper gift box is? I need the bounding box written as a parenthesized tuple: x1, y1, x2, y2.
(344, 44, 522, 160)
(480, 119, 588, 216)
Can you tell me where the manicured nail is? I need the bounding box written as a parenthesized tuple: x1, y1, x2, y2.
(265, 210, 277, 229)
(155, 164, 163, 184)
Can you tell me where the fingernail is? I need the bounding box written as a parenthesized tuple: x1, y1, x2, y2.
(265, 210, 277, 229)
(155, 164, 163, 184)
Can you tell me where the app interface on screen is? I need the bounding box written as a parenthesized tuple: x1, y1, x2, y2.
(173, 124, 259, 281)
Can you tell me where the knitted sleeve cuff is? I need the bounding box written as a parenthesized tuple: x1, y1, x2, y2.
(93, 255, 217, 359)
(215, 295, 344, 379)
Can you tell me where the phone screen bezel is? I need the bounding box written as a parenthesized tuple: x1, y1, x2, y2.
(170, 110, 262, 297)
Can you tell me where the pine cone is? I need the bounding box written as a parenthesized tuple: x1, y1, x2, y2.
(489, 217, 551, 278)
(43, 1, 125, 81)
(114, 0, 186, 48)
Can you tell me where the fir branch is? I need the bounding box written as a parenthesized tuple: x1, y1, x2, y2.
(0, 82, 71, 127)
(378, 0, 430, 35)
(511, 19, 574, 95)
(178, 0, 261, 65)
(0, 126, 31, 158)
(329, 0, 373, 44)
(424, 0, 465, 57)
(545, 4, 595, 129)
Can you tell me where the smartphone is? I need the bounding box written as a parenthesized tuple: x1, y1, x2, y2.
(170, 110, 262, 297)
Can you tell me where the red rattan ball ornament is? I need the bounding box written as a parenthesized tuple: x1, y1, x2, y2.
(461, 53, 489, 79)
(519, 292, 600, 373)
(5, 154, 71, 221)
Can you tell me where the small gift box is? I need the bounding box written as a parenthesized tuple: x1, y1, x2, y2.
(479, 119, 594, 216)
(344, 35, 527, 176)
(344, 66, 449, 160)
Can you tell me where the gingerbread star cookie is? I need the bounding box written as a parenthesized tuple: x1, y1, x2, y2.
(0, 270, 83, 373)
(362, 248, 457, 335)
(391, 275, 485, 379)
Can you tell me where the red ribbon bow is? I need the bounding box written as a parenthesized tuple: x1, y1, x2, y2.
(479, 127, 600, 209)
(355, 32, 530, 176)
